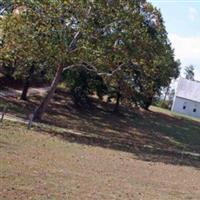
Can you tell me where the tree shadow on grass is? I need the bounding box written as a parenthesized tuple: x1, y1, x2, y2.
(36, 121, 200, 169)
(1, 90, 200, 168)
(37, 92, 200, 169)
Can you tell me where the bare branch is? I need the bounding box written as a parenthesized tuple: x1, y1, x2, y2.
(0, 4, 13, 15)
(68, 6, 92, 52)
(68, 31, 81, 52)
(97, 63, 125, 77)
(63, 62, 124, 77)
(0, 7, 6, 15)
(63, 63, 97, 72)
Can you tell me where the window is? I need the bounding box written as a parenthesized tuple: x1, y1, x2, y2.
(183, 102, 187, 110)
(193, 104, 197, 113)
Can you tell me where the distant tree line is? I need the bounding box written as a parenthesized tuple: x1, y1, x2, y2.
(0, 0, 180, 120)
(184, 65, 195, 81)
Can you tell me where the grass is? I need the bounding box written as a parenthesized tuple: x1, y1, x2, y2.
(0, 96, 36, 119)
(0, 90, 200, 157)
(152, 106, 200, 123)
(0, 120, 200, 200)
(0, 89, 200, 199)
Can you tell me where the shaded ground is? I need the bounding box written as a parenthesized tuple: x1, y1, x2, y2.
(0, 76, 49, 90)
(0, 121, 200, 200)
(0, 89, 200, 168)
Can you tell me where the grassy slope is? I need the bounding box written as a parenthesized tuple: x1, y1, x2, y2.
(0, 121, 200, 200)
(152, 106, 200, 123)
(0, 91, 200, 156)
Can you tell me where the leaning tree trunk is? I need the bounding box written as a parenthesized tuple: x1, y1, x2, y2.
(20, 64, 35, 101)
(33, 64, 64, 120)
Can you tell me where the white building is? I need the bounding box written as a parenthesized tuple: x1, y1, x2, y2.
(171, 77, 200, 118)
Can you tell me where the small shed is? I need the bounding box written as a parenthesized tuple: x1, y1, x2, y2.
(171, 77, 200, 118)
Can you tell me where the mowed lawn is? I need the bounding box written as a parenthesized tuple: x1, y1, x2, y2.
(0, 120, 200, 200)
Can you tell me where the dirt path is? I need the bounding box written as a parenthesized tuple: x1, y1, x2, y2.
(0, 87, 49, 98)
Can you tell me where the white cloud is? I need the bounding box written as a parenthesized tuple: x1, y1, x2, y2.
(188, 7, 199, 21)
(169, 33, 200, 80)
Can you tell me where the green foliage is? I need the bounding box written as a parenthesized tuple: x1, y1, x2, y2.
(0, 0, 180, 113)
(154, 100, 171, 110)
(63, 68, 107, 106)
(184, 65, 195, 81)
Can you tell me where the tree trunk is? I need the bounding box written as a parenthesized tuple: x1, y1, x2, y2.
(163, 85, 170, 102)
(20, 79, 30, 100)
(20, 64, 35, 101)
(33, 64, 64, 120)
(113, 92, 121, 112)
(143, 96, 153, 111)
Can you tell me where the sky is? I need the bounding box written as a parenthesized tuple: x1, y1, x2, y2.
(149, 0, 200, 81)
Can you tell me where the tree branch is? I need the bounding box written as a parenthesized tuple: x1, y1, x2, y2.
(68, 31, 82, 52)
(0, 4, 13, 15)
(63, 62, 124, 77)
(67, 6, 92, 52)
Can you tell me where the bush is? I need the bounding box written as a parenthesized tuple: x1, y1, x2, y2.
(154, 100, 171, 109)
(62, 68, 107, 106)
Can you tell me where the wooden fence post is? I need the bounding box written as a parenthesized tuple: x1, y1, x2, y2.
(0, 105, 8, 123)
(27, 108, 37, 129)
(28, 113, 34, 129)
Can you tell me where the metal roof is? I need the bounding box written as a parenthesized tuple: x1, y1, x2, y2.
(176, 77, 200, 102)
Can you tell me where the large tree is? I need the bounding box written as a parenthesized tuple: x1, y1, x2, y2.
(127, 3, 180, 109)
(1, 0, 79, 117)
(1, 0, 146, 118)
(0, 3, 55, 100)
(1, 0, 179, 118)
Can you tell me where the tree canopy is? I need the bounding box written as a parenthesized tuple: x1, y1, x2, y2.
(0, 0, 180, 119)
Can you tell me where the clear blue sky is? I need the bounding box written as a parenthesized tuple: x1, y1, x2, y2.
(149, 0, 200, 80)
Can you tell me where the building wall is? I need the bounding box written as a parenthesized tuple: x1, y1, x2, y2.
(171, 96, 200, 118)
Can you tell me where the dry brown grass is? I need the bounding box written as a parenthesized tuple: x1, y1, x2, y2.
(0, 121, 200, 200)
